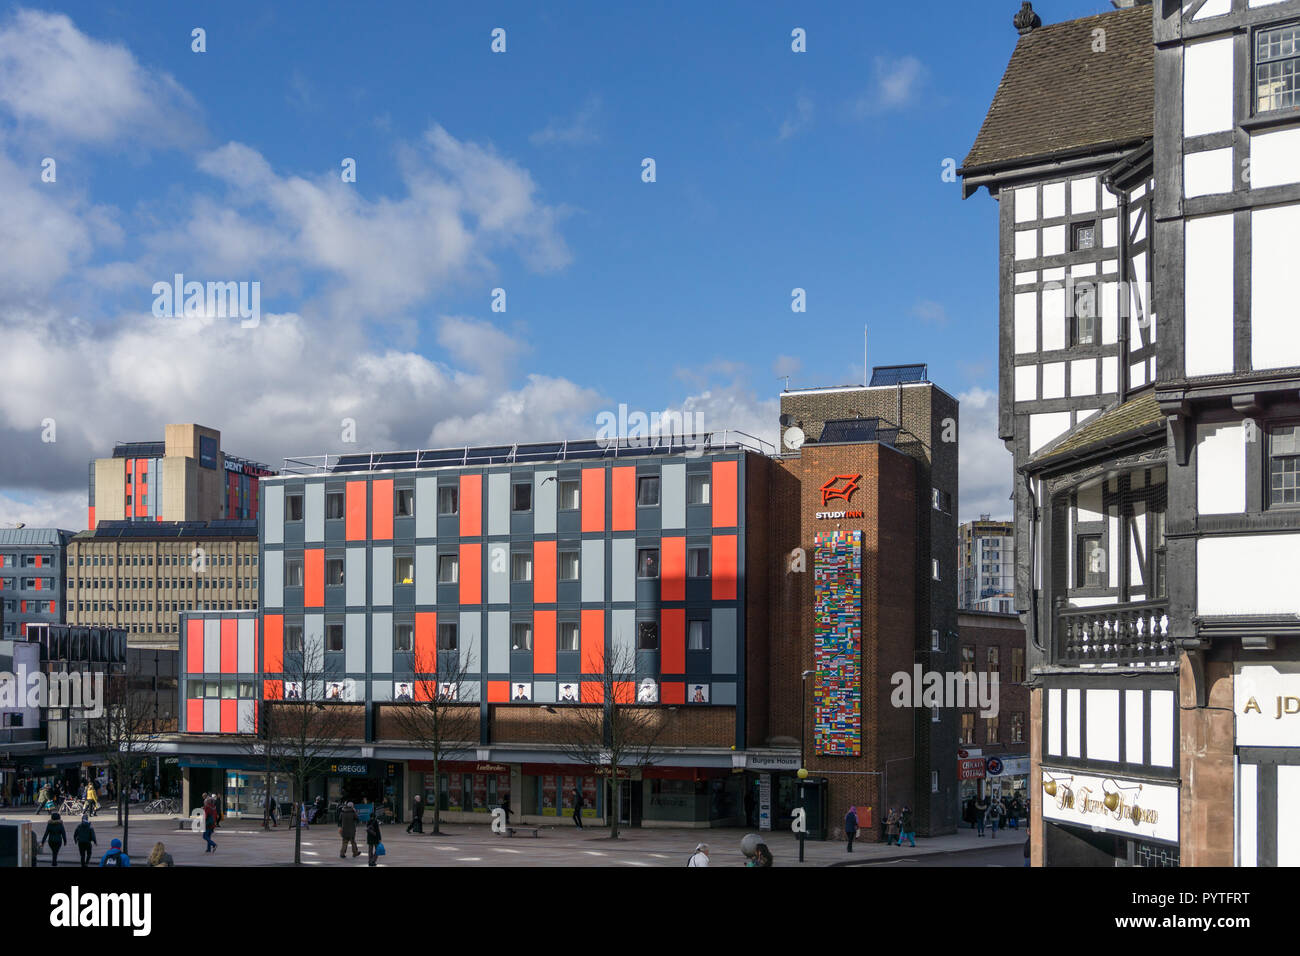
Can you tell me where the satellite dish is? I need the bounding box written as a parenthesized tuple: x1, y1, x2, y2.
(783, 427, 806, 451)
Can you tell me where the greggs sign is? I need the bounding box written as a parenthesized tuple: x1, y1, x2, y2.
(817, 474, 863, 519)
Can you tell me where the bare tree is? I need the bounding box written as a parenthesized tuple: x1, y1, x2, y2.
(386, 646, 479, 835)
(556, 642, 669, 839)
(87, 661, 158, 856)
(249, 637, 356, 865)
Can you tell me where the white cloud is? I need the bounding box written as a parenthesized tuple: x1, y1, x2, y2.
(854, 55, 926, 116)
(0, 489, 84, 532)
(530, 95, 602, 146)
(778, 96, 814, 141)
(0, 8, 200, 147)
(958, 386, 1013, 522)
(910, 300, 949, 326)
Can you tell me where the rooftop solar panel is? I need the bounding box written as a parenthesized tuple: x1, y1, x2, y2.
(869, 364, 928, 387)
(818, 418, 900, 446)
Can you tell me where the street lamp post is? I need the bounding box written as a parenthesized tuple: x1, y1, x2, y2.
(798, 669, 813, 863)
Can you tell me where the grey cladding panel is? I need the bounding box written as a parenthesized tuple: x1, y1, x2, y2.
(581, 540, 605, 603)
(662, 463, 686, 529)
(305, 483, 325, 542)
(263, 486, 284, 545)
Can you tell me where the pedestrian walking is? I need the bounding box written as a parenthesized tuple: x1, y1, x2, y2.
(1024, 835, 1031, 867)
(203, 796, 218, 853)
(884, 807, 898, 845)
(844, 805, 859, 852)
(687, 843, 710, 867)
(266, 791, 278, 828)
(365, 814, 382, 866)
(986, 800, 1000, 839)
(314, 794, 327, 825)
(975, 795, 989, 837)
(73, 814, 96, 867)
(85, 779, 98, 817)
(100, 837, 130, 867)
(572, 792, 584, 830)
(897, 806, 916, 847)
(148, 842, 174, 867)
(500, 793, 512, 825)
(338, 800, 361, 858)
(406, 793, 424, 833)
(40, 812, 67, 867)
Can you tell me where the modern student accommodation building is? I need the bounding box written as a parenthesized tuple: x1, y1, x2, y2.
(168, 367, 960, 837)
(0, 528, 74, 638)
(962, 0, 1300, 866)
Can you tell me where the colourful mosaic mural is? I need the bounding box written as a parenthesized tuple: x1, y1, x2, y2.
(813, 529, 862, 756)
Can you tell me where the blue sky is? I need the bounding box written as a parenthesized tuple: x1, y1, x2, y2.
(0, 0, 1122, 528)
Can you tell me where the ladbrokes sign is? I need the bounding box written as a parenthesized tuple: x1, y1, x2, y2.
(817, 474, 863, 519)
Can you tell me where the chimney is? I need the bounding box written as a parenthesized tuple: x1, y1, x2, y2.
(1014, 2, 1042, 35)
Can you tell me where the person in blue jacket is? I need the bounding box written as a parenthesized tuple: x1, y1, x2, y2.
(100, 837, 131, 867)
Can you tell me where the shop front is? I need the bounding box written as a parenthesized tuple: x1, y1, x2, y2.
(642, 767, 743, 828)
(745, 752, 804, 831)
(1040, 767, 1180, 867)
(1234, 661, 1300, 866)
(413, 760, 514, 822)
(521, 764, 602, 823)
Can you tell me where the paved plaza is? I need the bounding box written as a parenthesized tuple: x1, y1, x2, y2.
(7, 808, 1025, 867)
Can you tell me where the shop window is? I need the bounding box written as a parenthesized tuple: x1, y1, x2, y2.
(637, 476, 660, 507)
(286, 494, 304, 522)
(513, 483, 532, 513)
(687, 547, 710, 578)
(326, 558, 344, 587)
(688, 473, 711, 505)
(438, 486, 459, 515)
(638, 621, 659, 650)
(559, 621, 579, 651)
(326, 491, 345, 520)
(637, 548, 660, 578)
(437, 554, 458, 584)
(395, 487, 415, 517)
(394, 623, 413, 653)
(511, 552, 533, 582)
(558, 479, 580, 510)
(558, 550, 579, 581)
(394, 556, 414, 585)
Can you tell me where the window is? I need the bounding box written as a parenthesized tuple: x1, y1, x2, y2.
(286, 494, 304, 522)
(986, 716, 999, 743)
(437, 622, 458, 651)
(513, 483, 532, 513)
(688, 473, 711, 505)
(558, 479, 580, 510)
(285, 624, 304, 652)
(638, 621, 659, 650)
(960, 712, 975, 745)
(1011, 712, 1025, 744)
(987, 646, 1000, 674)
(931, 559, 940, 581)
(637, 476, 660, 506)
(687, 547, 710, 578)
(285, 557, 304, 587)
(637, 548, 660, 578)
(326, 491, 345, 520)
(1072, 282, 1097, 346)
(1077, 534, 1106, 588)
(511, 622, 532, 651)
(961, 645, 975, 675)
(1071, 222, 1096, 251)
(1256, 22, 1300, 113)
(326, 623, 344, 653)
(326, 558, 344, 587)
(688, 619, 710, 651)
(511, 552, 533, 582)
(438, 486, 459, 515)
(558, 551, 580, 581)
(394, 556, 414, 585)
(931, 488, 952, 513)
(1269, 424, 1300, 507)
(931, 629, 940, 651)
(1011, 647, 1025, 683)
(437, 554, 458, 584)
(559, 621, 579, 651)
(395, 487, 414, 517)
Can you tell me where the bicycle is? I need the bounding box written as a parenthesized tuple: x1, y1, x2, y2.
(144, 797, 178, 814)
(58, 798, 84, 816)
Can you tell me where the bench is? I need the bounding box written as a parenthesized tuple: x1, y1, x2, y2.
(505, 826, 541, 838)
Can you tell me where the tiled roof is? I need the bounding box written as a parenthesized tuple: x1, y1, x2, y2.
(962, 5, 1154, 173)
(0, 528, 74, 547)
(1028, 392, 1164, 467)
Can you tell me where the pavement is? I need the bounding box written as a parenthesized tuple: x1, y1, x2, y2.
(5, 807, 1029, 867)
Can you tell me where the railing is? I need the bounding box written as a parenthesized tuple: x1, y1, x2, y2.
(1056, 599, 1175, 663)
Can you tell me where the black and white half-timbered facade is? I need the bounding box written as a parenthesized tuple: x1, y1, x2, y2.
(964, 0, 1300, 867)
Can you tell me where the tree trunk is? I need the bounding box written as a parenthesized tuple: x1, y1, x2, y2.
(293, 777, 303, 865)
(262, 767, 272, 830)
(122, 779, 131, 855)
(431, 755, 441, 835)
(610, 769, 621, 840)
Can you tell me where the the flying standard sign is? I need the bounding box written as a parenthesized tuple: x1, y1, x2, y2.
(816, 474, 863, 519)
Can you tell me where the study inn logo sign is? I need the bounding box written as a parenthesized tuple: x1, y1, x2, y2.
(816, 474, 863, 520)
